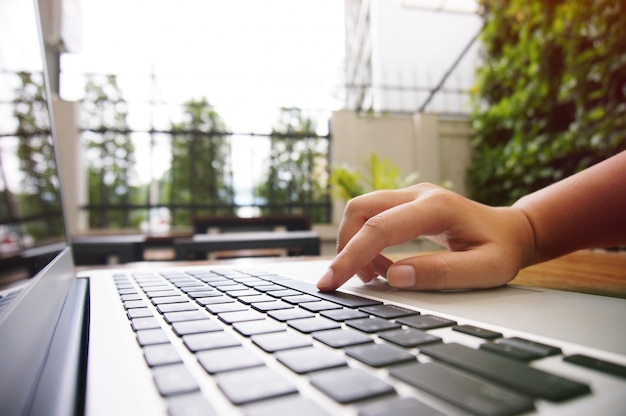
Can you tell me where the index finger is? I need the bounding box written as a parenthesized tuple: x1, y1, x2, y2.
(318, 185, 442, 290)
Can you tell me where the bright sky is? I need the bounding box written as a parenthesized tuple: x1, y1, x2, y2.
(61, 0, 346, 133)
(59, 0, 346, 201)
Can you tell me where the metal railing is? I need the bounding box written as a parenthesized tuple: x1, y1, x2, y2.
(80, 127, 333, 231)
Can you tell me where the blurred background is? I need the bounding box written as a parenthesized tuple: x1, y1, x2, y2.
(2, 0, 625, 259)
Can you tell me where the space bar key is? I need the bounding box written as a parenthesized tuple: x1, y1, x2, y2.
(277, 279, 381, 307)
(420, 343, 590, 401)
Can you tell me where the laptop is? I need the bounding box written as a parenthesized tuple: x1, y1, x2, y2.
(1, 1, 625, 415)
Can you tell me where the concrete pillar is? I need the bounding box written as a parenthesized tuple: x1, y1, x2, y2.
(413, 113, 440, 184)
(52, 98, 86, 234)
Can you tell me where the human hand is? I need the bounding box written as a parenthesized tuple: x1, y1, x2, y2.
(317, 183, 535, 291)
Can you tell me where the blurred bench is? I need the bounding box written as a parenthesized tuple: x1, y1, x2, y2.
(190, 215, 313, 259)
(71, 235, 145, 265)
(173, 230, 320, 261)
(192, 215, 311, 234)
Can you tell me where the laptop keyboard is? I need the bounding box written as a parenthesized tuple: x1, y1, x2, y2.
(112, 267, 625, 416)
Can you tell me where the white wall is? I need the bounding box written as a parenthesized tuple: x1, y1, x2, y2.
(330, 109, 472, 201)
(315, 110, 472, 254)
(367, 0, 482, 113)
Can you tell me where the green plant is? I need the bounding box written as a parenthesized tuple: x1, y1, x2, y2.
(329, 153, 419, 202)
(468, 0, 626, 206)
(254, 107, 330, 223)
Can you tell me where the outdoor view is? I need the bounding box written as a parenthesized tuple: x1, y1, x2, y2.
(79, 73, 332, 230)
(59, 0, 344, 231)
(5, 0, 623, 242)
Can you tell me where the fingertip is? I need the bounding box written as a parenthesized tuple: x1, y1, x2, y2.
(316, 267, 337, 292)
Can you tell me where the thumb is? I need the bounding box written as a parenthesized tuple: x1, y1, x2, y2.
(386, 249, 517, 291)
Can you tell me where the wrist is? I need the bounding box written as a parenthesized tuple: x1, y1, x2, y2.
(509, 203, 541, 268)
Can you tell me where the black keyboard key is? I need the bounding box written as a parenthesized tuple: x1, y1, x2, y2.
(176, 284, 206, 292)
(184, 286, 216, 293)
(151, 296, 189, 305)
(182, 332, 240, 352)
(171, 319, 222, 336)
(251, 300, 294, 312)
(310, 367, 394, 403)
(164, 310, 208, 324)
(239, 294, 275, 304)
(246, 396, 330, 416)
(120, 293, 141, 301)
(157, 302, 198, 314)
(345, 343, 416, 367)
(131, 317, 161, 331)
(152, 364, 199, 396)
(420, 343, 591, 401)
(360, 304, 419, 319)
(480, 341, 542, 361)
(218, 309, 265, 324)
(276, 279, 381, 307)
(312, 290, 382, 308)
(452, 324, 502, 340)
(268, 308, 314, 322)
(186, 290, 219, 299)
(378, 327, 442, 348)
(391, 362, 534, 416)
(233, 319, 285, 336)
(564, 354, 626, 379)
(396, 314, 456, 330)
(195, 295, 234, 306)
(143, 343, 182, 367)
(252, 332, 312, 352)
(283, 294, 321, 304)
(197, 346, 264, 374)
(300, 300, 343, 312)
(142, 286, 172, 294)
(320, 308, 368, 322)
(346, 317, 401, 333)
(145, 290, 179, 298)
(236, 278, 267, 287)
(276, 347, 347, 374)
(216, 284, 249, 292)
(288, 317, 341, 333)
(267, 289, 301, 298)
(359, 397, 445, 416)
(500, 337, 562, 357)
(136, 328, 170, 346)
(313, 328, 373, 348)
(124, 300, 146, 309)
(168, 393, 218, 416)
(216, 366, 298, 405)
(205, 302, 247, 314)
(127, 307, 153, 319)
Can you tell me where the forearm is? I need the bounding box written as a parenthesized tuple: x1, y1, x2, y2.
(513, 151, 626, 266)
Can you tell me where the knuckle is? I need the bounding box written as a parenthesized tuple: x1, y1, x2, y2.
(343, 197, 362, 217)
(362, 214, 390, 240)
(419, 186, 463, 214)
(424, 255, 457, 289)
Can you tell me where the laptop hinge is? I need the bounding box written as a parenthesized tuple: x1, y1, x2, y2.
(27, 277, 90, 416)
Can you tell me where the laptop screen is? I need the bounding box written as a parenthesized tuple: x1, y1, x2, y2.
(0, 0, 67, 288)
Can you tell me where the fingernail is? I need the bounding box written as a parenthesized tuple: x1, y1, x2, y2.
(389, 265, 416, 289)
(317, 268, 335, 291)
